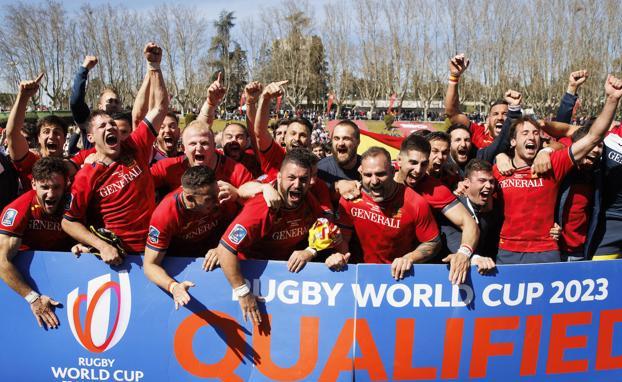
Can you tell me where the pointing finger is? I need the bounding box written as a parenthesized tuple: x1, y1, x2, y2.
(275, 80, 288, 86)
(35, 72, 45, 84)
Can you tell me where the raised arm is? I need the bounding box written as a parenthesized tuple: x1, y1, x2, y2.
(571, 75, 622, 162)
(132, 60, 152, 130)
(142, 43, 169, 132)
(0, 234, 60, 329)
(244, 81, 263, 151)
(444, 54, 471, 127)
(6, 73, 44, 161)
(197, 72, 225, 128)
(254, 80, 288, 152)
(477, 90, 522, 162)
(556, 70, 588, 123)
(70, 56, 97, 125)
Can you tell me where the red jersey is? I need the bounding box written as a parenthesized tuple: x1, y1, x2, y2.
(412, 174, 458, 213)
(70, 147, 97, 167)
(560, 174, 593, 254)
(469, 122, 494, 149)
(146, 188, 240, 257)
(12, 151, 39, 187)
(0, 190, 71, 251)
(63, 119, 157, 252)
(258, 172, 333, 213)
(258, 141, 285, 178)
(336, 184, 439, 263)
(150, 153, 253, 192)
(494, 148, 575, 252)
(220, 192, 326, 261)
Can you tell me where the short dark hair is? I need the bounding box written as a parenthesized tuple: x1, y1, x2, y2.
(426, 131, 450, 144)
(490, 99, 509, 109)
(276, 118, 290, 128)
(287, 117, 313, 136)
(509, 117, 540, 140)
(223, 122, 249, 137)
(111, 111, 132, 126)
(31, 156, 68, 182)
(333, 120, 360, 140)
(447, 124, 471, 138)
(165, 111, 179, 124)
(181, 165, 216, 189)
(36, 115, 68, 138)
(86, 110, 111, 132)
(361, 146, 391, 164)
(400, 133, 431, 156)
(465, 158, 493, 178)
(281, 147, 317, 171)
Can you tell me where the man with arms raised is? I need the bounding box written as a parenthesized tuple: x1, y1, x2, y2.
(0, 157, 73, 329)
(494, 75, 622, 264)
(62, 42, 169, 265)
(144, 166, 239, 310)
(445, 53, 508, 149)
(216, 149, 328, 324)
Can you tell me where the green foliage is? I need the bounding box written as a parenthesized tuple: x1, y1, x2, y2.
(383, 113, 395, 129)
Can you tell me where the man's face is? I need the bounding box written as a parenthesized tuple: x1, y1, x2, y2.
(487, 104, 508, 137)
(32, 173, 66, 215)
(512, 121, 541, 162)
(274, 125, 287, 147)
(277, 162, 311, 208)
(115, 119, 132, 141)
(38, 124, 65, 158)
(285, 122, 310, 152)
(464, 170, 495, 207)
(398, 149, 429, 188)
(183, 184, 219, 214)
(222, 124, 248, 161)
(98, 91, 121, 114)
(331, 124, 359, 167)
(91, 114, 121, 158)
(157, 116, 180, 155)
(578, 141, 603, 169)
(450, 128, 472, 166)
(183, 128, 215, 167)
(360, 154, 394, 202)
(428, 139, 449, 175)
(312, 145, 326, 159)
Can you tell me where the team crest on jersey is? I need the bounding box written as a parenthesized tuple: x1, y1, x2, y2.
(228, 224, 247, 244)
(1, 209, 17, 227)
(148, 226, 160, 243)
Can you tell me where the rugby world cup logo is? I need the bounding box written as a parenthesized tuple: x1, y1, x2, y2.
(66, 271, 131, 353)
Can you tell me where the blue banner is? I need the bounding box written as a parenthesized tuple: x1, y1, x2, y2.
(1, 252, 621, 381)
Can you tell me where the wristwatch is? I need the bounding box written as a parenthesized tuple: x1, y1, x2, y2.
(25, 290, 40, 304)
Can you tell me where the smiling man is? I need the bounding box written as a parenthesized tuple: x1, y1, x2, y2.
(62, 42, 169, 265)
(0, 157, 73, 329)
(5, 73, 75, 187)
(494, 75, 622, 264)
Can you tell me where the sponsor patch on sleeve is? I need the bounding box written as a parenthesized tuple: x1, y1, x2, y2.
(228, 224, 247, 245)
(148, 226, 160, 244)
(1, 208, 18, 227)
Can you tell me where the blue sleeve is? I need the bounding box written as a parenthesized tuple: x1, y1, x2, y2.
(70, 66, 91, 125)
(476, 108, 522, 162)
(555, 92, 577, 123)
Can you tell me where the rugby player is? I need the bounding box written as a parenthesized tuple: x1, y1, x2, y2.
(62, 42, 169, 265)
(143, 166, 239, 310)
(0, 157, 72, 329)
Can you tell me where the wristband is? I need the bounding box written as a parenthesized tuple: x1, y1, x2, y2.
(470, 254, 482, 265)
(167, 281, 179, 294)
(449, 74, 460, 83)
(25, 290, 40, 304)
(457, 244, 473, 258)
(147, 61, 161, 71)
(508, 105, 521, 112)
(233, 283, 251, 298)
(305, 247, 318, 258)
(540, 147, 554, 154)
